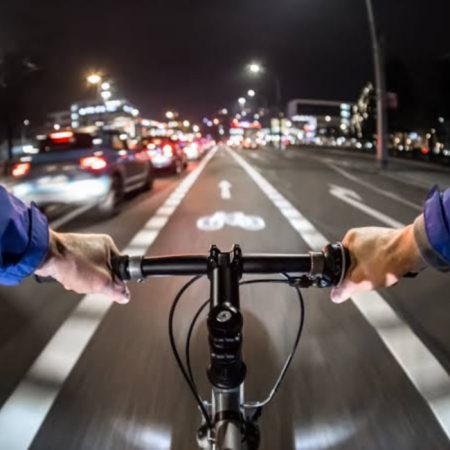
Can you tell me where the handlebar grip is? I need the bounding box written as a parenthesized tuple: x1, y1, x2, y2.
(111, 255, 131, 281)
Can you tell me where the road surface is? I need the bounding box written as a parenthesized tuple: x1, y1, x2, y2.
(0, 145, 449, 449)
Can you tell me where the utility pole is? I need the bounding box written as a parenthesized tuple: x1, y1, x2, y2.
(365, 0, 388, 169)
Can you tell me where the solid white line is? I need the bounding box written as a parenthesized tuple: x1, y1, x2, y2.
(228, 147, 450, 440)
(48, 203, 96, 230)
(0, 148, 218, 450)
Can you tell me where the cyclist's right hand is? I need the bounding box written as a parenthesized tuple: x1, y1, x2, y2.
(331, 225, 426, 303)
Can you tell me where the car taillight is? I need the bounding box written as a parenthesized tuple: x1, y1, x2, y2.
(11, 162, 30, 177)
(80, 156, 107, 171)
(421, 146, 429, 155)
(50, 131, 74, 143)
(163, 144, 173, 157)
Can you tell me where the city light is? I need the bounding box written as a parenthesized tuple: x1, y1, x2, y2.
(238, 97, 246, 106)
(166, 111, 174, 119)
(101, 82, 111, 91)
(101, 91, 112, 100)
(86, 73, 102, 85)
(247, 89, 255, 97)
(221, 108, 228, 115)
(183, 120, 190, 127)
(248, 63, 262, 74)
(325, 115, 331, 122)
(213, 118, 220, 125)
(193, 125, 200, 133)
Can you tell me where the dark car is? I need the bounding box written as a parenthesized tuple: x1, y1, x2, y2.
(141, 137, 187, 174)
(9, 130, 154, 216)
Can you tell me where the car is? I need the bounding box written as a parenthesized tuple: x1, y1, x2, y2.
(8, 129, 154, 216)
(242, 137, 259, 149)
(140, 137, 187, 174)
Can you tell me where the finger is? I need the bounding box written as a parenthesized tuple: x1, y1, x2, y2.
(103, 279, 130, 304)
(330, 282, 354, 304)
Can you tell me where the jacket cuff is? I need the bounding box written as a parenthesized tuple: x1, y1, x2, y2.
(414, 214, 449, 272)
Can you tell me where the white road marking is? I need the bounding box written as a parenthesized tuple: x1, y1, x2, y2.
(218, 179, 232, 199)
(228, 147, 450, 440)
(48, 203, 97, 229)
(197, 211, 266, 231)
(329, 184, 405, 228)
(325, 161, 422, 211)
(0, 148, 218, 450)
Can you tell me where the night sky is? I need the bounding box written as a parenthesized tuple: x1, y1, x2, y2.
(1, 0, 450, 123)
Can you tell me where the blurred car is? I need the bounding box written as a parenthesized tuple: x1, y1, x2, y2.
(9, 130, 154, 216)
(141, 137, 187, 174)
(242, 137, 259, 149)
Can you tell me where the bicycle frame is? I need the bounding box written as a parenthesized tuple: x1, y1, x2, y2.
(197, 245, 259, 450)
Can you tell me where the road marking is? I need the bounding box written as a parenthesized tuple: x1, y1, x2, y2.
(324, 161, 422, 211)
(48, 203, 97, 230)
(197, 211, 266, 231)
(329, 184, 405, 228)
(218, 179, 232, 199)
(228, 147, 450, 440)
(0, 148, 218, 450)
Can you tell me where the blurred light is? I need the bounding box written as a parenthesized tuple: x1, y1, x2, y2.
(325, 115, 331, 122)
(120, 133, 128, 140)
(254, 114, 260, 119)
(193, 125, 200, 132)
(238, 97, 246, 106)
(248, 63, 262, 74)
(101, 90, 112, 100)
(12, 162, 30, 177)
(163, 144, 173, 157)
(132, 108, 139, 117)
(80, 156, 107, 171)
(22, 145, 38, 154)
(87, 73, 102, 85)
(247, 89, 255, 97)
(207, 120, 213, 127)
(101, 81, 111, 91)
(93, 138, 103, 145)
(221, 108, 228, 115)
(213, 118, 220, 125)
(438, 117, 445, 123)
(50, 131, 74, 141)
(23, 119, 30, 126)
(183, 120, 190, 127)
(53, 123, 61, 130)
(166, 111, 174, 119)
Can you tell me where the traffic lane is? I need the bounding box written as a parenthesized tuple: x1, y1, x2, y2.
(0, 170, 191, 410)
(241, 147, 450, 371)
(31, 147, 448, 449)
(290, 146, 446, 203)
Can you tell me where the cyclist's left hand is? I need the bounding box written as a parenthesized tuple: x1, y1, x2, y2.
(35, 230, 130, 304)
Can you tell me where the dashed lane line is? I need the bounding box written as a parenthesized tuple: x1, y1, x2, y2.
(228, 147, 450, 441)
(0, 148, 217, 450)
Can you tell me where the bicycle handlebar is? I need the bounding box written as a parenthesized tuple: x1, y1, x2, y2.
(112, 243, 350, 288)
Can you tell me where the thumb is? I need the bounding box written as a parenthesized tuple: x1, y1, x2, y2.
(103, 280, 130, 304)
(330, 284, 352, 304)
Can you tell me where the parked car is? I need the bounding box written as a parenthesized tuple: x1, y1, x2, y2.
(140, 137, 187, 174)
(8, 129, 154, 216)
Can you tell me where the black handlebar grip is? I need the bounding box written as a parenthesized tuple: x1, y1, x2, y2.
(111, 255, 130, 281)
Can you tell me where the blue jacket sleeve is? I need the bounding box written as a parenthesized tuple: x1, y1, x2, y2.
(0, 185, 49, 285)
(414, 187, 450, 272)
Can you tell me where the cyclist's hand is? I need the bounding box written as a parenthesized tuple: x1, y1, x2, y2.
(35, 230, 130, 304)
(331, 225, 426, 303)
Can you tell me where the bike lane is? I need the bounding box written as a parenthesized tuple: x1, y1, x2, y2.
(30, 146, 448, 450)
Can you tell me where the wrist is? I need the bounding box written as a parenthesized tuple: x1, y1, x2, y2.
(35, 230, 64, 276)
(389, 225, 427, 274)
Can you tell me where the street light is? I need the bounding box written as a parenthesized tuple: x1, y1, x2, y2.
(86, 73, 102, 85)
(166, 111, 175, 120)
(101, 90, 112, 100)
(248, 63, 262, 74)
(247, 62, 283, 149)
(247, 89, 255, 97)
(101, 81, 111, 91)
(183, 120, 190, 127)
(238, 97, 246, 106)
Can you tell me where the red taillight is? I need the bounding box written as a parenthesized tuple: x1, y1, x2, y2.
(163, 144, 173, 157)
(12, 162, 30, 177)
(50, 131, 74, 143)
(421, 146, 429, 155)
(80, 156, 107, 171)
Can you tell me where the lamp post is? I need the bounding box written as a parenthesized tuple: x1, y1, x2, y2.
(86, 72, 102, 101)
(365, 0, 388, 169)
(247, 62, 283, 150)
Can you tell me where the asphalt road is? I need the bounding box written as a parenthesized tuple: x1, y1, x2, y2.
(0, 145, 449, 449)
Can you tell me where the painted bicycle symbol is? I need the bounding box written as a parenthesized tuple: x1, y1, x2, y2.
(197, 211, 266, 231)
